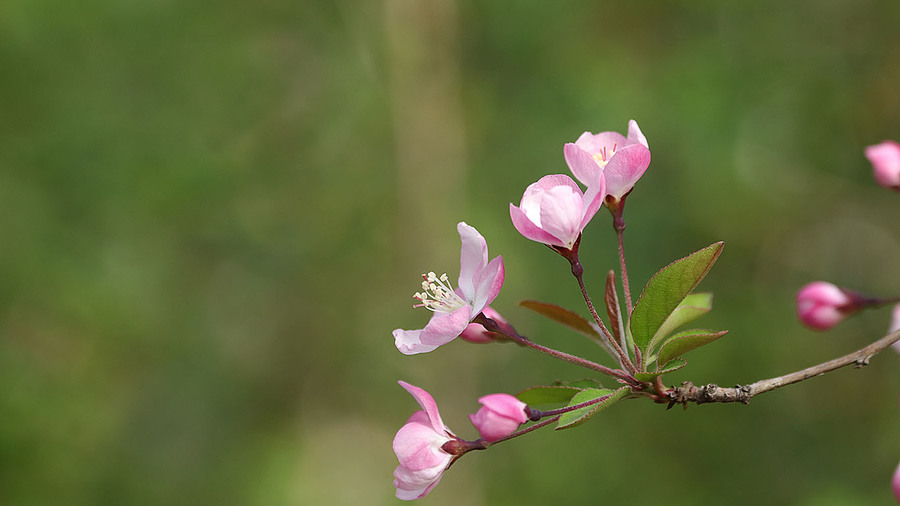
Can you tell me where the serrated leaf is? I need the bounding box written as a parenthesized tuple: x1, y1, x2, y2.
(519, 300, 601, 340)
(516, 386, 582, 407)
(556, 387, 629, 430)
(634, 357, 688, 382)
(656, 329, 729, 367)
(630, 242, 724, 358)
(646, 293, 714, 355)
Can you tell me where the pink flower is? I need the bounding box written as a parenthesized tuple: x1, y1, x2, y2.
(459, 306, 510, 344)
(393, 381, 455, 501)
(796, 282, 852, 331)
(893, 461, 900, 503)
(564, 120, 651, 202)
(468, 393, 529, 442)
(889, 303, 900, 354)
(393, 222, 504, 355)
(509, 174, 606, 250)
(865, 140, 900, 191)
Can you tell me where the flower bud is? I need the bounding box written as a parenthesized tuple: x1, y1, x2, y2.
(509, 174, 605, 251)
(468, 393, 529, 442)
(459, 306, 510, 344)
(796, 282, 853, 331)
(893, 461, 900, 503)
(864, 140, 900, 192)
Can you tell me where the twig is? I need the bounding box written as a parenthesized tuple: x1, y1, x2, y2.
(665, 329, 900, 408)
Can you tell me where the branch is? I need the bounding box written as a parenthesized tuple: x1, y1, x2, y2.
(666, 329, 900, 408)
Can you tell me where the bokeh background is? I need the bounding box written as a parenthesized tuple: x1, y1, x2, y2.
(1, 0, 899, 504)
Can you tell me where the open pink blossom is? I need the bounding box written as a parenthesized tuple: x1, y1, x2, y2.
(468, 393, 529, 442)
(509, 174, 605, 250)
(865, 140, 900, 191)
(564, 120, 651, 202)
(459, 306, 510, 344)
(393, 381, 455, 501)
(890, 303, 900, 354)
(796, 282, 852, 331)
(393, 222, 504, 355)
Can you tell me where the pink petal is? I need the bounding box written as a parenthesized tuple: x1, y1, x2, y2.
(564, 143, 603, 188)
(398, 381, 446, 433)
(539, 184, 583, 248)
(477, 393, 529, 422)
(456, 222, 489, 302)
(575, 131, 628, 154)
(579, 174, 606, 231)
(510, 202, 565, 247)
(865, 141, 900, 189)
(603, 143, 651, 200)
(393, 306, 473, 355)
(392, 422, 451, 471)
(627, 119, 649, 148)
(393, 465, 446, 500)
(470, 255, 504, 315)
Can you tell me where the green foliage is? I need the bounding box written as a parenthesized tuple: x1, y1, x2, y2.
(519, 300, 601, 341)
(646, 293, 713, 355)
(630, 242, 724, 363)
(516, 386, 581, 407)
(556, 387, 629, 430)
(656, 330, 730, 367)
(634, 357, 687, 382)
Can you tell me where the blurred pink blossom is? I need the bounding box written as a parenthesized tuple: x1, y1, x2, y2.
(889, 303, 900, 354)
(392, 381, 455, 501)
(564, 120, 651, 202)
(468, 393, 529, 442)
(865, 140, 900, 192)
(796, 282, 852, 331)
(393, 222, 504, 355)
(509, 174, 605, 250)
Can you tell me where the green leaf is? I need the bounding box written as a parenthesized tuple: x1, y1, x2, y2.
(630, 242, 724, 357)
(553, 378, 604, 389)
(656, 329, 729, 367)
(519, 300, 601, 341)
(516, 386, 582, 407)
(646, 293, 714, 355)
(556, 387, 629, 430)
(634, 357, 688, 382)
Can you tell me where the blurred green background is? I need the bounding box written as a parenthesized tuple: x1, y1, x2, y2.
(1, 0, 899, 504)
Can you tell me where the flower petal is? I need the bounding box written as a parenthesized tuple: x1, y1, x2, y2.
(398, 381, 446, 433)
(627, 119, 649, 148)
(564, 143, 603, 188)
(539, 184, 583, 249)
(457, 222, 488, 302)
(603, 143, 651, 200)
(393, 421, 451, 471)
(510, 202, 564, 247)
(393, 307, 473, 355)
(470, 255, 504, 315)
(579, 174, 606, 231)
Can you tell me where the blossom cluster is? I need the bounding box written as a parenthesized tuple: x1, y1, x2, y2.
(390, 121, 650, 500)
(390, 122, 900, 502)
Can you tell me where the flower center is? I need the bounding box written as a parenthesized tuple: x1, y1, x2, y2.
(413, 272, 467, 313)
(591, 143, 618, 167)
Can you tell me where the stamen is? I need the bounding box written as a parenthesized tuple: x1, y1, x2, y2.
(410, 271, 467, 313)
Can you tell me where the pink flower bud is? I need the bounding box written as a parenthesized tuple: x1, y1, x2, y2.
(459, 306, 510, 344)
(893, 461, 900, 503)
(393, 381, 455, 500)
(468, 393, 529, 442)
(509, 174, 605, 250)
(864, 140, 900, 192)
(796, 282, 853, 331)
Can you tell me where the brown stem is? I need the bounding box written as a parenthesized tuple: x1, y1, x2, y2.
(665, 329, 900, 408)
(473, 314, 642, 388)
